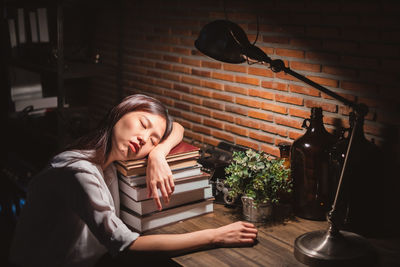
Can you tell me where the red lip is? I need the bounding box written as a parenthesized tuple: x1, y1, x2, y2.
(129, 142, 140, 153)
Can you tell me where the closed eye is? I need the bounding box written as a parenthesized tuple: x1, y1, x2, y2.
(140, 119, 147, 129)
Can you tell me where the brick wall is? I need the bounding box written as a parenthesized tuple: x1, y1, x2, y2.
(91, 0, 400, 159)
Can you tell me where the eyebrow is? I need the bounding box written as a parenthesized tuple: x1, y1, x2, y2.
(142, 115, 161, 140)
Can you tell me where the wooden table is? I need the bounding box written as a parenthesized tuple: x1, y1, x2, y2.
(147, 203, 400, 267)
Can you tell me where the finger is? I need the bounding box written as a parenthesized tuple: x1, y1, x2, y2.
(240, 238, 255, 244)
(159, 182, 170, 204)
(146, 178, 151, 198)
(243, 227, 258, 234)
(152, 186, 162, 210)
(241, 233, 257, 239)
(165, 179, 172, 196)
(242, 221, 256, 228)
(169, 175, 175, 193)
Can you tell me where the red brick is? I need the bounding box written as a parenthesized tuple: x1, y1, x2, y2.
(260, 46, 275, 56)
(248, 110, 274, 121)
(321, 92, 356, 102)
(248, 67, 274, 78)
(193, 124, 211, 135)
(212, 130, 235, 143)
(192, 106, 211, 116)
(289, 84, 320, 97)
(289, 108, 310, 119)
(201, 61, 222, 69)
(322, 66, 357, 77)
(223, 64, 247, 73)
(173, 83, 190, 93)
(155, 62, 172, 70)
(181, 111, 202, 123)
(249, 131, 274, 144)
(172, 47, 191, 55)
(259, 124, 287, 137)
(275, 72, 299, 82)
(262, 102, 287, 114)
(260, 144, 280, 157)
(304, 100, 338, 113)
(262, 35, 289, 44)
(212, 92, 234, 102)
(163, 55, 180, 63)
(235, 117, 260, 129)
(248, 89, 274, 100)
(164, 90, 181, 100)
(306, 76, 338, 88)
(236, 97, 262, 108)
(172, 65, 191, 74)
(155, 80, 172, 89)
(204, 118, 224, 129)
(162, 73, 180, 82)
(174, 101, 191, 111)
(191, 69, 211, 78)
(225, 124, 248, 137)
(224, 85, 248, 95)
(203, 99, 224, 110)
(235, 76, 260, 86)
(323, 40, 358, 52)
(290, 38, 322, 48)
(261, 81, 288, 91)
(192, 87, 212, 97)
(203, 136, 220, 147)
(307, 26, 339, 38)
(182, 76, 201, 86)
(275, 94, 304, 105)
(203, 80, 223, 90)
(275, 116, 303, 129)
(276, 48, 304, 58)
(289, 130, 304, 140)
(305, 51, 339, 62)
(236, 137, 259, 151)
(226, 105, 248, 116)
(174, 118, 191, 130)
(185, 131, 203, 142)
(212, 111, 235, 123)
(182, 57, 201, 67)
(182, 94, 202, 105)
(212, 72, 235, 82)
(290, 61, 321, 72)
(341, 81, 378, 93)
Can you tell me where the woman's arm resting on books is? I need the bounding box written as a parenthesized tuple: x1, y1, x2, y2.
(146, 122, 184, 210)
(128, 221, 257, 252)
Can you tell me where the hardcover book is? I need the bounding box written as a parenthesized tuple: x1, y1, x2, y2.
(119, 164, 203, 186)
(120, 198, 214, 233)
(120, 186, 212, 215)
(118, 173, 211, 201)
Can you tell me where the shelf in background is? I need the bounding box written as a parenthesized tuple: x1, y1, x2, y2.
(9, 59, 116, 80)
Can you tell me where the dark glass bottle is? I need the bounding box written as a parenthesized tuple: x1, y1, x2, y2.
(329, 112, 384, 237)
(290, 107, 337, 220)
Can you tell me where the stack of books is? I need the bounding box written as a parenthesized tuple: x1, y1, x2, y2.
(116, 142, 214, 233)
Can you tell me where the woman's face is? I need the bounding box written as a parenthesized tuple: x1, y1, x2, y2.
(112, 111, 166, 160)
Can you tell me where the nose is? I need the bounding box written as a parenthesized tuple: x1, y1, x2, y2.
(138, 132, 150, 146)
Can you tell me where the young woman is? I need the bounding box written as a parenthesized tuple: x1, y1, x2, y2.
(9, 94, 257, 267)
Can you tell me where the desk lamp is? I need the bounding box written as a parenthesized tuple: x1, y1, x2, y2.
(195, 20, 376, 266)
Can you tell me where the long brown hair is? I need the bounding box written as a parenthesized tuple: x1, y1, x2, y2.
(65, 94, 173, 165)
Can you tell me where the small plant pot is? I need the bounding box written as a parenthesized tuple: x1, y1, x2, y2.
(241, 196, 272, 222)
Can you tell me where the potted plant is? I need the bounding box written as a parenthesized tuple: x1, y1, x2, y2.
(224, 149, 292, 222)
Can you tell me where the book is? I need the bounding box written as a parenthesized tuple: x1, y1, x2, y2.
(117, 141, 200, 169)
(116, 158, 199, 177)
(120, 186, 212, 215)
(120, 198, 214, 233)
(118, 173, 210, 201)
(119, 164, 203, 186)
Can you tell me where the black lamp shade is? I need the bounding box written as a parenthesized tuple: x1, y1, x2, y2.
(195, 20, 247, 64)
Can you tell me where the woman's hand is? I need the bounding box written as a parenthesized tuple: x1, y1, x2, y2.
(146, 149, 175, 210)
(212, 221, 258, 246)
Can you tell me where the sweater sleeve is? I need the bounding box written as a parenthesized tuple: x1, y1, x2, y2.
(55, 167, 139, 256)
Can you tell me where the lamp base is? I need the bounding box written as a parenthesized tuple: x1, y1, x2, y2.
(294, 229, 377, 267)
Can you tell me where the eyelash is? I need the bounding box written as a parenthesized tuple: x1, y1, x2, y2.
(140, 120, 146, 129)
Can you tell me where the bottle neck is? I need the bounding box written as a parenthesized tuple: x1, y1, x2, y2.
(308, 116, 327, 133)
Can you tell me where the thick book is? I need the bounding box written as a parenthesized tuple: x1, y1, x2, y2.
(118, 173, 210, 201)
(119, 164, 203, 186)
(116, 141, 200, 169)
(120, 186, 212, 215)
(120, 198, 214, 233)
(116, 159, 198, 177)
